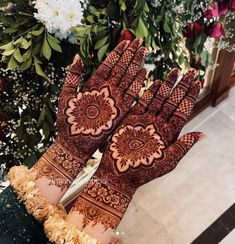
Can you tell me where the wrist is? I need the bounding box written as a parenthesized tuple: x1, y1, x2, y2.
(33, 141, 85, 190)
(70, 175, 134, 230)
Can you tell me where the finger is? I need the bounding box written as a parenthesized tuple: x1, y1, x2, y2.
(132, 79, 162, 115)
(61, 55, 83, 97)
(169, 80, 203, 136)
(110, 38, 143, 85)
(124, 68, 146, 108)
(148, 68, 180, 115)
(159, 132, 204, 177)
(159, 68, 197, 120)
(118, 46, 147, 94)
(96, 40, 131, 79)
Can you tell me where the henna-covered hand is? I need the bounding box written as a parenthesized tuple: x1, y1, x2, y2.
(32, 38, 147, 201)
(69, 68, 204, 232)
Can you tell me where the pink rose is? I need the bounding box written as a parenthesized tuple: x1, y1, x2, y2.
(203, 2, 219, 18)
(218, 0, 229, 15)
(230, 0, 235, 10)
(208, 22, 225, 38)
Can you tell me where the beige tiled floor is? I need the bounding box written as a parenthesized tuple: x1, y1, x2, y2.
(117, 87, 235, 244)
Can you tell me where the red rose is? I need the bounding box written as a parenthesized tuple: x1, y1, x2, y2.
(0, 77, 6, 92)
(118, 29, 135, 43)
(218, 0, 229, 15)
(203, 2, 219, 18)
(193, 21, 203, 35)
(184, 23, 194, 39)
(184, 21, 203, 39)
(230, 0, 235, 10)
(208, 22, 225, 38)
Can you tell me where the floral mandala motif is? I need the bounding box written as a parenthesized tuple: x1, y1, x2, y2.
(110, 124, 166, 173)
(66, 87, 118, 136)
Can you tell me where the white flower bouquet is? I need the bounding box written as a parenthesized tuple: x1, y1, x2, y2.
(33, 0, 83, 43)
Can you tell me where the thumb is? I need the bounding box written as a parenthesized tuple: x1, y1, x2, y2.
(62, 54, 84, 96)
(161, 132, 204, 176)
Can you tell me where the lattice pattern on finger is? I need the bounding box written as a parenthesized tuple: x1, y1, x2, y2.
(127, 78, 143, 95)
(128, 38, 143, 52)
(167, 68, 180, 84)
(179, 132, 202, 149)
(119, 76, 132, 92)
(127, 63, 139, 76)
(126, 69, 146, 95)
(115, 40, 130, 55)
(176, 99, 194, 116)
(105, 51, 121, 66)
(170, 88, 185, 103)
(65, 73, 79, 86)
(118, 50, 135, 67)
(142, 89, 155, 104)
(180, 68, 197, 86)
(158, 83, 171, 97)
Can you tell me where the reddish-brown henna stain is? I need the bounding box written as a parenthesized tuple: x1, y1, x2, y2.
(70, 69, 204, 230)
(33, 39, 148, 190)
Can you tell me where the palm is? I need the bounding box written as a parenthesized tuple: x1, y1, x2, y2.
(55, 39, 147, 162)
(100, 68, 203, 190)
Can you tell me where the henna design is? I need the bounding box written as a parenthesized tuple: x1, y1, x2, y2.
(72, 179, 131, 230)
(33, 143, 84, 189)
(110, 124, 165, 173)
(66, 86, 118, 136)
(70, 69, 204, 231)
(32, 39, 147, 193)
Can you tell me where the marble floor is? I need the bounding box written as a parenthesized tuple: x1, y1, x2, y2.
(116, 86, 235, 244)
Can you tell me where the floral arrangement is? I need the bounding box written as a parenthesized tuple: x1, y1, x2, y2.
(0, 0, 234, 176)
(33, 0, 83, 42)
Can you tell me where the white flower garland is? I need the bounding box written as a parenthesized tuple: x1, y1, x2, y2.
(33, 0, 83, 43)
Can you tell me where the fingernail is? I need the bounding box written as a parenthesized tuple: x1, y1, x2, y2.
(72, 54, 81, 66)
(198, 132, 205, 140)
(188, 68, 198, 78)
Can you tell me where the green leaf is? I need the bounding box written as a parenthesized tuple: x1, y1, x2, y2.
(178, 53, 184, 65)
(97, 43, 109, 61)
(13, 48, 24, 63)
(5, 28, 17, 34)
(2, 49, 15, 56)
(20, 38, 31, 49)
(22, 49, 32, 61)
(20, 58, 32, 71)
(43, 122, 50, 139)
(47, 33, 60, 44)
(87, 15, 94, 24)
(0, 42, 14, 51)
(163, 17, 171, 33)
(31, 26, 45, 36)
(42, 37, 52, 60)
(13, 37, 24, 45)
(34, 59, 47, 77)
(119, 0, 127, 11)
(7, 56, 18, 70)
(94, 36, 108, 50)
(47, 34, 62, 52)
(37, 108, 46, 127)
(136, 18, 148, 38)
